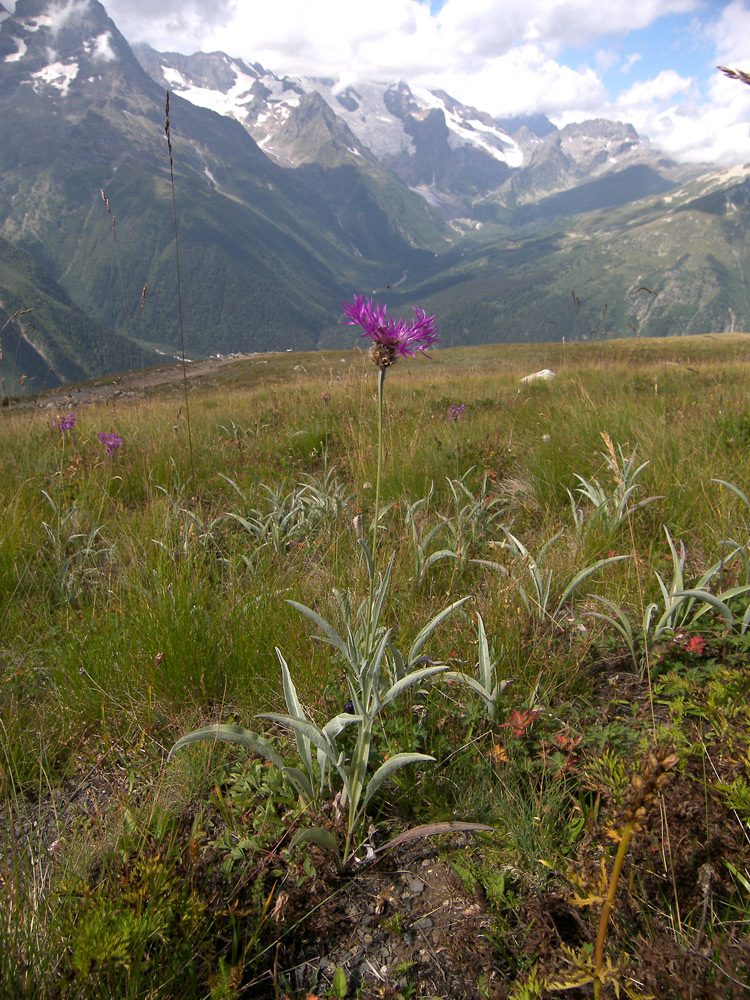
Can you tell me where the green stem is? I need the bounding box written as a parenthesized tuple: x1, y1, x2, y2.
(372, 366, 385, 568)
(593, 818, 636, 997)
(364, 367, 386, 662)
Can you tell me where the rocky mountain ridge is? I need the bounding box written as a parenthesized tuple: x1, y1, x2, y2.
(133, 44, 696, 220)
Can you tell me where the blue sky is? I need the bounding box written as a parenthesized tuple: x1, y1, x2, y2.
(564, 14, 709, 91)
(100, 0, 750, 165)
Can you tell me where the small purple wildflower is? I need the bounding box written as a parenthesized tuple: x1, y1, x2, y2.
(342, 294, 438, 370)
(98, 431, 122, 457)
(447, 404, 466, 422)
(52, 413, 75, 432)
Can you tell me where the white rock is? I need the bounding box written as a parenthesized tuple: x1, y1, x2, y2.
(520, 369, 556, 383)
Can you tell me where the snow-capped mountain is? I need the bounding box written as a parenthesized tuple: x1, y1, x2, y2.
(133, 46, 525, 214)
(134, 44, 696, 221)
(134, 45, 521, 167)
(0, 0, 449, 374)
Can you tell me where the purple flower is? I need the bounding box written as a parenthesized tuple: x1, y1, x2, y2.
(52, 412, 75, 432)
(447, 404, 466, 422)
(343, 295, 438, 369)
(98, 431, 122, 457)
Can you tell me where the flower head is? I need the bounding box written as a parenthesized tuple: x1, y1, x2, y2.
(684, 635, 707, 656)
(447, 403, 466, 422)
(343, 295, 438, 370)
(52, 413, 75, 432)
(98, 431, 122, 457)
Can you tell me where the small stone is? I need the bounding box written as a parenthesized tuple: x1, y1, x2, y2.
(362, 933, 373, 945)
(412, 917, 433, 931)
(407, 877, 425, 894)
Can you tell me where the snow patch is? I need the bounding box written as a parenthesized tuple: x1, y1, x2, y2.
(21, 14, 53, 30)
(4, 36, 27, 61)
(410, 186, 442, 207)
(161, 64, 188, 88)
(411, 85, 522, 167)
(158, 64, 265, 123)
(32, 59, 78, 96)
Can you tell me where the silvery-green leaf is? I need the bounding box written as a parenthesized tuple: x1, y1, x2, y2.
(358, 537, 376, 583)
(289, 827, 341, 865)
(695, 547, 743, 591)
(361, 752, 435, 810)
(282, 766, 315, 804)
(168, 724, 285, 769)
(286, 600, 349, 659)
(476, 614, 492, 692)
(689, 584, 750, 623)
(419, 550, 458, 579)
(257, 713, 335, 762)
(380, 665, 448, 710)
(663, 526, 685, 595)
(362, 629, 391, 708)
(225, 512, 262, 537)
(554, 554, 629, 617)
(713, 478, 750, 511)
(370, 554, 395, 632)
(654, 569, 671, 607)
(675, 589, 735, 627)
(276, 648, 312, 776)
(442, 671, 496, 711)
(408, 597, 470, 666)
(642, 601, 659, 635)
(469, 558, 505, 573)
(538, 529, 564, 563)
(217, 472, 248, 503)
(322, 713, 362, 741)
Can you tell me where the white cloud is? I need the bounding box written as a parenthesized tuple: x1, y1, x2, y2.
(102, 0, 236, 53)
(621, 53, 642, 74)
(92, 0, 750, 166)
(435, 0, 699, 56)
(617, 69, 695, 108)
(47, 0, 93, 35)
(708, 0, 750, 69)
(91, 30, 116, 60)
(423, 44, 606, 118)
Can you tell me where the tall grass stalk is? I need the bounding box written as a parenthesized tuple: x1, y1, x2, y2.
(100, 190, 134, 382)
(164, 91, 194, 478)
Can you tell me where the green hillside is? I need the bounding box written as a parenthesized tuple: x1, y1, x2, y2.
(384, 173, 750, 346)
(0, 234, 150, 392)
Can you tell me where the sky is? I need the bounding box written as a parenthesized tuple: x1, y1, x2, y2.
(58, 0, 750, 165)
